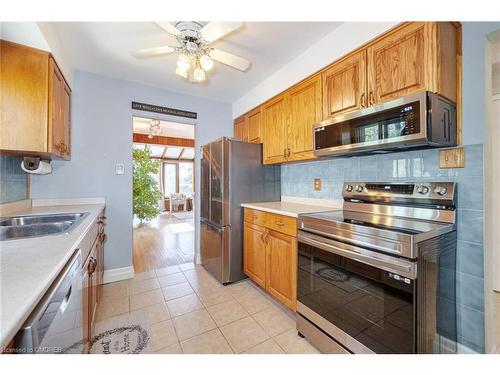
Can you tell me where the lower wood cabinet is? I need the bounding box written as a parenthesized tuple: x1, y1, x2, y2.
(243, 222, 267, 288)
(82, 211, 106, 353)
(243, 208, 297, 310)
(265, 229, 297, 309)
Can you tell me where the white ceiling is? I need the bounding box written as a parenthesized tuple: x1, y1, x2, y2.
(133, 116, 195, 139)
(49, 22, 341, 102)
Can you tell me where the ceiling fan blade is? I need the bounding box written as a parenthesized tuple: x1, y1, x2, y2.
(210, 48, 250, 71)
(154, 21, 181, 36)
(132, 46, 176, 58)
(200, 22, 243, 43)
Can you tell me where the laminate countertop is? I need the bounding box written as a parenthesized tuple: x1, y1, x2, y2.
(240, 200, 341, 218)
(0, 200, 105, 348)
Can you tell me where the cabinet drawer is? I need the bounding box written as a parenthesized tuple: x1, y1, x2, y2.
(244, 208, 266, 226)
(265, 213, 297, 237)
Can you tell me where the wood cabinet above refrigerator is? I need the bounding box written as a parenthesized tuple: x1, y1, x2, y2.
(0, 40, 72, 160)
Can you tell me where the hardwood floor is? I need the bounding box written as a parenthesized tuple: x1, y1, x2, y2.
(133, 212, 194, 273)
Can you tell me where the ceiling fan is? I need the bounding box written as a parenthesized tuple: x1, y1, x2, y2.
(133, 21, 251, 83)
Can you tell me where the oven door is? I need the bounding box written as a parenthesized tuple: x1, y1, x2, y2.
(297, 231, 416, 354)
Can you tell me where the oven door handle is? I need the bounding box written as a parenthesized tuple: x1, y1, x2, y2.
(298, 231, 416, 279)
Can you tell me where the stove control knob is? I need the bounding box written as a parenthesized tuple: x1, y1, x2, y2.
(345, 184, 353, 192)
(355, 185, 364, 193)
(434, 186, 448, 196)
(416, 185, 429, 194)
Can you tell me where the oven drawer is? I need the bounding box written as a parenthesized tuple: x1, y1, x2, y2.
(266, 212, 296, 237)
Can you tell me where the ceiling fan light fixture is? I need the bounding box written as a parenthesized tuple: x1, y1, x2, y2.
(176, 54, 190, 71)
(193, 61, 206, 82)
(175, 65, 188, 78)
(200, 54, 214, 71)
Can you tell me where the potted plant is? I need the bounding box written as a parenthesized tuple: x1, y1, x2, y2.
(133, 146, 162, 223)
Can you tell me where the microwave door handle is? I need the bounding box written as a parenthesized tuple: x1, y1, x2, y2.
(298, 232, 415, 279)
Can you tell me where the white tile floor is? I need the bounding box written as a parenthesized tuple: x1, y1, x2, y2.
(95, 263, 320, 354)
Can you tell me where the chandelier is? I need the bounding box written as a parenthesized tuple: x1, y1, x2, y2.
(148, 119, 161, 138)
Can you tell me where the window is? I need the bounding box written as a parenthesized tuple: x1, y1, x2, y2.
(179, 163, 193, 196)
(164, 164, 177, 196)
(163, 162, 193, 196)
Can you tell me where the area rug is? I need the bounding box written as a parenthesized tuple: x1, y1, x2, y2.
(60, 311, 152, 354)
(172, 211, 194, 220)
(89, 311, 152, 354)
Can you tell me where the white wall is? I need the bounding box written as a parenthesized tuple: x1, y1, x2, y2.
(0, 22, 50, 50)
(232, 22, 398, 118)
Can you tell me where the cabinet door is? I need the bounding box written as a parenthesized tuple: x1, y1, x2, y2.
(61, 81, 72, 159)
(243, 222, 267, 288)
(0, 40, 49, 153)
(262, 94, 288, 164)
(322, 51, 367, 118)
(48, 57, 65, 158)
(265, 230, 297, 310)
(367, 22, 427, 105)
(234, 116, 248, 141)
(246, 107, 262, 143)
(88, 243, 98, 327)
(82, 258, 91, 353)
(287, 74, 322, 162)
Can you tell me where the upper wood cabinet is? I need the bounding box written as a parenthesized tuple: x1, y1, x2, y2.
(323, 50, 367, 118)
(262, 94, 288, 164)
(0, 40, 72, 160)
(48, 57, 71, 158)
(287, 74, 322, 162)
(233, 115, 248, 142)
(366, 22, 458, 105)
(246, 107, 262, 143)
(234, 22, 461, 164)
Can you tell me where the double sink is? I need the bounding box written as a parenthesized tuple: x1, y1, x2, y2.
(0, 212, 89, 241)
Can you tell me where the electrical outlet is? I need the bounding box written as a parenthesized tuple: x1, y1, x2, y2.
(314, 178, 321, 191)
(439, 148, 465, 169)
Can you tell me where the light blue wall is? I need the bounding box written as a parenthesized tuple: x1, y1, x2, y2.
(461, 22, 500, 145)
(282, 144, 484, 352)
(0, 155, 29, 203)
(31, 70, 233, 270)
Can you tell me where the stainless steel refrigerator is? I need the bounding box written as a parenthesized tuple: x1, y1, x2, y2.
(200, 137, 281, 284)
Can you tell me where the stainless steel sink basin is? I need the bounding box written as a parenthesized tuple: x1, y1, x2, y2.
(0, 213, 86, 227)
(0, 212, 89, 241)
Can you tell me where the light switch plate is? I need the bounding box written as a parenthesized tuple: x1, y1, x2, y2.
(314, 178, 321, 191)
(439, 148, 465, 169)
(115, 163, 125, 175)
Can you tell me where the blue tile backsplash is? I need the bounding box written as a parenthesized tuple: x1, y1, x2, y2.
(0, 155, 29, 204)
(281, 144, 485, 352)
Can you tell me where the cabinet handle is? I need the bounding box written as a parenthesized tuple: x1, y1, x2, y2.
(275, 221, 285, 226)
(262, 231, 269, 244)
(283, 148, 287, 158)
(287, 148, 291, 158)
(369, 91, 375, 106)
(360, 93, 366, 108)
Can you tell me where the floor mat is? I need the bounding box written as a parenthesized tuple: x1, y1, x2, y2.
(89, 311, 152, 354)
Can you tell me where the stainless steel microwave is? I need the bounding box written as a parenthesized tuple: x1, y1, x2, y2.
(313, 91, 457, 157)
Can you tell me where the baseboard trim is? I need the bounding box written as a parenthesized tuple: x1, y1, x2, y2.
(102, 266, 135, 284)
(194, 253, 201, 265)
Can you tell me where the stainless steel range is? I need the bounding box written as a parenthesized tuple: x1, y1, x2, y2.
(296, 182, 458, 354)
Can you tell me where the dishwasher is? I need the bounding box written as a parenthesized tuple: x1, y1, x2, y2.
(14, 250, 83, 354)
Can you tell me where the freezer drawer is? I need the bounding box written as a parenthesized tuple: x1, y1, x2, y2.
(200, 221, 230, 284)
